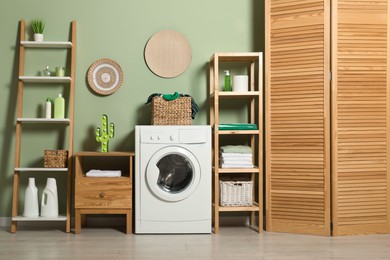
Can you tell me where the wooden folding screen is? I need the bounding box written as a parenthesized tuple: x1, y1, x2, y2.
(265, 0, 331, 236)
(331, 0, 390, 235)
(266, 0, 390, 236)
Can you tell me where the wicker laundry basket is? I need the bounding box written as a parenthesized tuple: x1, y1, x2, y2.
(151, 96, 192, 125)
(219, 179, 253, 207)
(44, 150, 68, 168)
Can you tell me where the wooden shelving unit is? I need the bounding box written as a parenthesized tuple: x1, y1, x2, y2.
(10, 20, 76, 233)
(209, 52, 263, 233)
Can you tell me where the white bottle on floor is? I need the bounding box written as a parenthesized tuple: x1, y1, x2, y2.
(41, 178, 58, 217)
(23, 178, 39, 217)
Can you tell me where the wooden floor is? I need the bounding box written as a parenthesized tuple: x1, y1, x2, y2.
(2, 226, 390, 259)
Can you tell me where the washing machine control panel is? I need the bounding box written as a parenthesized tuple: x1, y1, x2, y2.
(140, 126, 209, 144)
(141, 129, 178, 144)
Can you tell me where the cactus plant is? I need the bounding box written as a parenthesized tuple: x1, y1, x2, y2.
(96, 114, 114, 152)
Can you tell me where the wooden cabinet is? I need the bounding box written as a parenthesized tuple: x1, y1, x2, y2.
(11, 20, 76, 233)
(209, 52, 263, 233)
(265, 0, 390, 236)
(74, 152, 134, 234)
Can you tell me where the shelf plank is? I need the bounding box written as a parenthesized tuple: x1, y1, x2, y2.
(218, 205, 260, 212)
(15, 167, 68, 172)
(75, 151, 134, 157)
(210, 52, 261, 62)
(17, 118, 70, 124)
(12, 215, 67, 221)
(19, 76, 71, 83)
(21, 41, 72, 48)
(214, 167, 261, 173)
(219, 91, 260, 97)
(217, 130, 260, 135)
(211, 91, 260, 98)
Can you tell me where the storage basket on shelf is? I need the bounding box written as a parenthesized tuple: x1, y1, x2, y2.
(219, 178, 253, 207)
(151, 96, 192, 125)
(44, 150, 68, 168)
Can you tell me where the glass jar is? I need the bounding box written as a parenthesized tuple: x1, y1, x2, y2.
(42, 66, 51, 77)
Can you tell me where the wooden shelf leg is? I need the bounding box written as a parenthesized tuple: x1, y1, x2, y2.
(75, 209, 81, 234)
(10, 221, 17, 234)
(214, 207, 219, 234)
(251, 211, 255, 227)
(126, 210, 132, 234)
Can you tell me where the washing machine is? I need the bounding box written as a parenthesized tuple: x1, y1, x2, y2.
(135, 125, 211, 233)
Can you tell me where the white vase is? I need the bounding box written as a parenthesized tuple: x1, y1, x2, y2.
(41, 178, 58, 217)
(23, 178, 39, 217)
(34, 33, 44, 42)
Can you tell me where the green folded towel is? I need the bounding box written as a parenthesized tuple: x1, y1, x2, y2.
(218, 123, 257, 130)
(220, 145, 252, 154)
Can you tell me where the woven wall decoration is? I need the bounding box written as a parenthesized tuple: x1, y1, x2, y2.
(87, 58, 123, 95)
(144, 30, 192, 78)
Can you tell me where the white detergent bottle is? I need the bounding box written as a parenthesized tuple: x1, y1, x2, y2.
(23, 178, 39, 217)
(41, 178, 58, 217)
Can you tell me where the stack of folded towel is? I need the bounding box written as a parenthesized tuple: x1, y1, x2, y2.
(86, 169, 122, 177)
(219, 145, 253, 168)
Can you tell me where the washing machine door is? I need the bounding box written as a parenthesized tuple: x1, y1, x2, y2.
(146, 146, 201, 202)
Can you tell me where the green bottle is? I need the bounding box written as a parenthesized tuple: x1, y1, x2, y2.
(54, 94, 65, 119)
(224, 70, 231, 91)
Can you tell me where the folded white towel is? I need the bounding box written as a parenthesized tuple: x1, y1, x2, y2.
(86, 169, 122, 177)
(220, 163, 254, 169)
(220, 159, 253, 165)
(220, 152, 253, 158)
(220, 157, 253, 163)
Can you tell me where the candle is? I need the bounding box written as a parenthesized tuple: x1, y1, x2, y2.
(55, 67, 65, 77)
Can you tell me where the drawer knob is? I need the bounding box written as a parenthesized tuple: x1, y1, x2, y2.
(99, 192, 105, 198)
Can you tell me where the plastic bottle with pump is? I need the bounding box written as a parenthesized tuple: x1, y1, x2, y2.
(54, 94, 65, 119)
(224, 70, 231, 91)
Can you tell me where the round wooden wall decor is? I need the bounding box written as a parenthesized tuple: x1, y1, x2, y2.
(144, 30, 192, 78)
(87, 58, 123, 95)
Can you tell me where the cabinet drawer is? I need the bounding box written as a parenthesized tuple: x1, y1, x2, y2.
(75, 178, 132, 209)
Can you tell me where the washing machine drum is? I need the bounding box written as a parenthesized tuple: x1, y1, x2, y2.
(157, 154, 193, 192)
(146, 147, 201, 202)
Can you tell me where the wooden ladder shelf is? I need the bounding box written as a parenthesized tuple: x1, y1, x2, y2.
(11, 20, 76, 233)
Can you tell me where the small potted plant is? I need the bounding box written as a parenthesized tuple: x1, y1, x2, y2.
(31, 19, 45, 42)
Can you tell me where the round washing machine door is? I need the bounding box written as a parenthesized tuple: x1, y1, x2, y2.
(145, 146, 201, 202)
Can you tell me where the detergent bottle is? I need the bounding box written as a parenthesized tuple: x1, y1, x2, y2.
(23, 178, 39, 217)
(54, 94, 65, 119)
(41, 178, 58, 217)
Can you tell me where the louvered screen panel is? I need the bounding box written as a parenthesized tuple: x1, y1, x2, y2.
(332, 0, 390, 235)
(266, 0, 331, 235)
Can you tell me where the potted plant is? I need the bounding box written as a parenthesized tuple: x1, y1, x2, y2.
(31, 19, 45, 42)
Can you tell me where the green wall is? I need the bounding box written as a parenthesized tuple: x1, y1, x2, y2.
(0, 0, 264, 217)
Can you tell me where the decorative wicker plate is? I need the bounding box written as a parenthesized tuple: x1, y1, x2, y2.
(87, 58, 123, 95)
(144, 30, 192, 78)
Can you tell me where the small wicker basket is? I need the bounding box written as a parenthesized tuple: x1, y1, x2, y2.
(44, 150, 68, 168)
(151, 96, 192, 125)
(219, 179, 253, 207)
